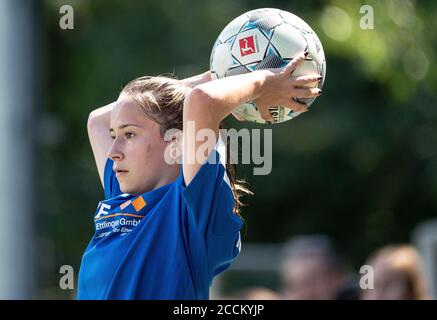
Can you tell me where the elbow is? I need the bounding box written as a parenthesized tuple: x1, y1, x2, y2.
(184, 87, 216, 119)
(87, 102, 114, 131)
(87, 110, 98, 131)
(87, 109, 106, 134)
(185, 87, 214, 109)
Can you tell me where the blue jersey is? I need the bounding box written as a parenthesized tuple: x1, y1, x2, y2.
(77, 136, 243, 299)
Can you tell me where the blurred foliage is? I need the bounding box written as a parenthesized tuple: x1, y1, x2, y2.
(41, 0, 437, 297)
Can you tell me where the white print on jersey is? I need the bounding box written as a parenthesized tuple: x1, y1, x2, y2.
(95, 203, 111, 219)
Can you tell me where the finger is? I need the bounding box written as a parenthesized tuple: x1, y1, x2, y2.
(294, 74, 323, 86)
(293, 87, 322, 99)
(231, 112, 244, 121)
(282, 51, 309, 75)
(286, 98, 308, 113)
(257, 106, 274, 122)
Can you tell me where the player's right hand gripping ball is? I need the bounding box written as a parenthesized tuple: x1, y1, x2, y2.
(210, 8, 326, 124)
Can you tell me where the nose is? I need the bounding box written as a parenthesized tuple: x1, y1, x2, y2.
(107, 139, 124, 161)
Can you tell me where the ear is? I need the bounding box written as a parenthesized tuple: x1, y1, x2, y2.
(163, 129, 183, 164)
(170, 130, 183, 162)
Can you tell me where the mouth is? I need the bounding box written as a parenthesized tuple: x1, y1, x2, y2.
(115, 169, 128, 176)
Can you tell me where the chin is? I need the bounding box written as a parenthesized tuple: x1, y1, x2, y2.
(120, 184, 133, 194)
(120, 184, 143, 196)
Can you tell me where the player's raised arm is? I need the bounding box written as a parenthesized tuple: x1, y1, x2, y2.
(182, 51, 322, 186)
(180, 71, 212, 88)
(87, 102, 115, 187)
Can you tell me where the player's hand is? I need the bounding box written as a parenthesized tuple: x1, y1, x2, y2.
(253, 51, 323, 122)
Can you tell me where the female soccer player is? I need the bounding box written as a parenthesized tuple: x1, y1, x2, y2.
(77, 51, 322, 299)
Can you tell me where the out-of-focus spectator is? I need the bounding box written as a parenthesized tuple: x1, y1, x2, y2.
(279, 235, 359, 300)
(361, 244, 429, 300)
(223, 287, 279, 300)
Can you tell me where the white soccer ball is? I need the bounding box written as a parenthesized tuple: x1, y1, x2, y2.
(210, 8, 326, 124)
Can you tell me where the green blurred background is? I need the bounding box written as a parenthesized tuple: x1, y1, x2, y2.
(39, 0, 437, 298)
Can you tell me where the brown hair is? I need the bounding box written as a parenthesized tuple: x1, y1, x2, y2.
(367, 244, 429, 300)
(120, 75, 253, 216)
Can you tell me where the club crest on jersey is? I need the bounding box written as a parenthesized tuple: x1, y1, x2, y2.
(239, 35, 258, 57)
(95, 202, 111, 219)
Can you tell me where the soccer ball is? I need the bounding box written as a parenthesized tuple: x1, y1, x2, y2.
(210, 8, 326, 124)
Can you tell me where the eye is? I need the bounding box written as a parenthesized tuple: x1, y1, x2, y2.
(110, 135, 115, 140)
(125, 132, 135, 139)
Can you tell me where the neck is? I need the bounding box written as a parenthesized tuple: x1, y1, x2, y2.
(148, 164, 180, 193)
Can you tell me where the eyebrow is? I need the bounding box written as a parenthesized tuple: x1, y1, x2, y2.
(109, 124, 141, 133)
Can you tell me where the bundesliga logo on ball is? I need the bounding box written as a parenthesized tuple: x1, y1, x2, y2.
(210, 8, 327, 124)
(239, 36, 257, 56)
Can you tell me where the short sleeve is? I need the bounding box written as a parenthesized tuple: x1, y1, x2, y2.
(180, 134, 243, 237)
(207, 231, 242, 278)
(103, 158, 122, 200)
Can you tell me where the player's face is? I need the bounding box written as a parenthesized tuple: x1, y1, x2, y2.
(108, 95, 180, 195)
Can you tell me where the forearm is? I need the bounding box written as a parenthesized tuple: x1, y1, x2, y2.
(180, 71, 212, 88)
(191, 70, 266, 122)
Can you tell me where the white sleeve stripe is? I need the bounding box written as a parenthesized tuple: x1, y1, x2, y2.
(215, 132, 232, 190)
(236, 232, 242, 252)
